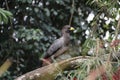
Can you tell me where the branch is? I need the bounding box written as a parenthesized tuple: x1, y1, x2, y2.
(85, 65, 106, 80)
(15, 56, 89, 80)
(15, 52, 120, 80)
(0, 58, 13, 77)
(69, 0, 75, 26)
(114, 17, 120, 40)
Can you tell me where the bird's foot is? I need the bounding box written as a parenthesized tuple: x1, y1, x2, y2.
(41, 58, 51, 66)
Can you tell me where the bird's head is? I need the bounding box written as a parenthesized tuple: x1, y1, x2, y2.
(62, 25, 75, 34)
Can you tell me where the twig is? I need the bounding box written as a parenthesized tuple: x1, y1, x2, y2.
(114, 17, 120, 40)
(69, 0, 75, 26)
(5, 0, 9, 10)
(85, 65, 106, 80)
(0, 58, 13, 77)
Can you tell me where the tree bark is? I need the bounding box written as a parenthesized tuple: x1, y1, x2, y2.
(15, 56, 89, 80)
(15, 52, 120, 80)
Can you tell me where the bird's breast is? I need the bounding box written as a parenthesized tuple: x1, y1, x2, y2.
(62, 36, 70, 46)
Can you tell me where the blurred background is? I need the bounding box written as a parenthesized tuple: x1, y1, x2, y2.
(0, 0, 120, 79)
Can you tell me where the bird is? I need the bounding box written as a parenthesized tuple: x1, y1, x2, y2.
(41, 25, 74, 66)
(43, 25, 74, 59)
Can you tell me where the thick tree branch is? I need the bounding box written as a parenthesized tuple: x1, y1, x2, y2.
(15, 52, 120, 80)
(15, 56, 89, 80)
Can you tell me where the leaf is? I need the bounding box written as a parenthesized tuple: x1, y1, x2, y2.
(34, 8, 39, 13)
(0, 10, 8, 23)
(44, 8, 50, 17)
(2, 9, 13, 17)
(27, 0, 32, 4)
(53, 11, 58, 16)
(0, 8, 13, 24)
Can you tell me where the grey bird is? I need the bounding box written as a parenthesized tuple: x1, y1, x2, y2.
(43, 25, 74, 59)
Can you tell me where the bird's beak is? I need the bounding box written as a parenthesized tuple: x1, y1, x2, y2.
(69, 27, 75, 31)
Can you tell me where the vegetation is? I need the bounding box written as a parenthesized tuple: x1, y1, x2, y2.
(0, 0, 120, 80)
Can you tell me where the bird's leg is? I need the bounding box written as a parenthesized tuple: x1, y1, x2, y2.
(41, 58, 51, 64)
(41, 58, 52, 66)
(51, 47, 69, 63)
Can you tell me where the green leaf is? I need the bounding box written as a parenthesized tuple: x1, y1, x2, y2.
(0, 8, 13, 24)
(44, 8, 50, 17)
(0, 10, 8, 23)
(27, 0, 32, 4)
(34, 8, 39, 13)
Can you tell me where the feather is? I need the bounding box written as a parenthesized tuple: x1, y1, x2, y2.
(43, 25, 74, 59)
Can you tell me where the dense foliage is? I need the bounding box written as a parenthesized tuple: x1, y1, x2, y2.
(0, 0, 120, 79)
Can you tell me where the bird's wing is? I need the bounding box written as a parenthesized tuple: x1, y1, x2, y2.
(43, 38, 64, 58)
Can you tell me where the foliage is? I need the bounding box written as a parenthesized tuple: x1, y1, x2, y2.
(0, 8, 13, 24)
(0, 0, 120, 79)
